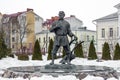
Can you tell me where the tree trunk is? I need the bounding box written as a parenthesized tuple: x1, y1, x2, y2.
(20, 39, 23, 54)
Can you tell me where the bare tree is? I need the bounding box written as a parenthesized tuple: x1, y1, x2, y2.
(106, 30, 118, 59)
(17, 14, 32, 53)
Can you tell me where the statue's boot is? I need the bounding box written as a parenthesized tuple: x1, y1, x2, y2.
(50, 54, 55, 65)
(61, 59, 66, 64)
(66, 54, 71, 65)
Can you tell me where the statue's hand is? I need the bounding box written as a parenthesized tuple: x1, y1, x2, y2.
(74, 36, 78, 40)
(52, 26, 61, 31)
(53, 23, 60, 28)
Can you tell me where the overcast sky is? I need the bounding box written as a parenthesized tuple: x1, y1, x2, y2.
(0, 0, 120, 30)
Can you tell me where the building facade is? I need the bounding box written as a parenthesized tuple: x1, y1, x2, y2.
(93, 3, 120, 56)
(1, 8, 43, 53)
(72, 28, 96, 54)
(115, 3, 120, 44)
(65, 15, 83, 31)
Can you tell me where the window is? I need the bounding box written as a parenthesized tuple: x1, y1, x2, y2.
(87, 35, 89, 41)
(102, 28, 105, 38)
(109, 28, 113, 37)
(12, 45, 14, 49)
(44, 37, 45, 43)
(12, 30, 15, 35)
(12, 37, 15, 42)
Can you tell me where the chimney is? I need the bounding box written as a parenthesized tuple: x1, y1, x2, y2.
(27, 8, 33, 12)
(84, 27, 87, 30)
(70, 15, 75, 17)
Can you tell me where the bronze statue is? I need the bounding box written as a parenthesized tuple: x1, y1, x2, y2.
(49, 11, 77, 65)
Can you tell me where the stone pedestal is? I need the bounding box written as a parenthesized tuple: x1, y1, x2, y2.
(45, 64, 76, 69)
(1, 64, 119, 80)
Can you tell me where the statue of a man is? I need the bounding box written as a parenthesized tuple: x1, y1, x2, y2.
(49, 11, 77, 65)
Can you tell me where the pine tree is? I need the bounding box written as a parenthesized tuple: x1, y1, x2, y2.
(74, 42, 84, 58)
(113, 43, 120, 60)
(0, 33, 9, 59)
(102, 42, 111, 60)
(47, 39, 53, 60)
(32, 39, 42, 60)
(88, 40, 97, 60)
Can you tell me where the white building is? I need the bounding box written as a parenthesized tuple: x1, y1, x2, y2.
(65, 15, 96, 53)
(73, 28, 96, 53)
(93, 3, 120, 55)
(115, 3, 120, 44)
(65, 15, 83, 30)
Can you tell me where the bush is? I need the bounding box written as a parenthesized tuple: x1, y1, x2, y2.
(113, 43, 120, 60)
(74, 42, 84, 58)
(0, 33, 10, 59)
(32, 39, 42, 60)
(88, 40, 97, 60)
(8, 54, 14, 58)
(102, 42, 111, 60)
(47, 39, 53, 60)
(17, 54, 29, 60)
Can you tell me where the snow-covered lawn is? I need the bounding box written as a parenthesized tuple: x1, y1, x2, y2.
(0, 55, 120, 80)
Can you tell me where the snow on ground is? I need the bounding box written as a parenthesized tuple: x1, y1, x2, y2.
(0, 54, 120, 80)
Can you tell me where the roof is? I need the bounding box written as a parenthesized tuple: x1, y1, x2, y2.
(114, 3, 120, 9)
(43, 15, 83, 26)
(3, 11, 26, 18)
(2, 8, 43, 23)
(42, 16, 59, 26)
(65, 15, 83, 23)
(93, 12, 118, 22)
